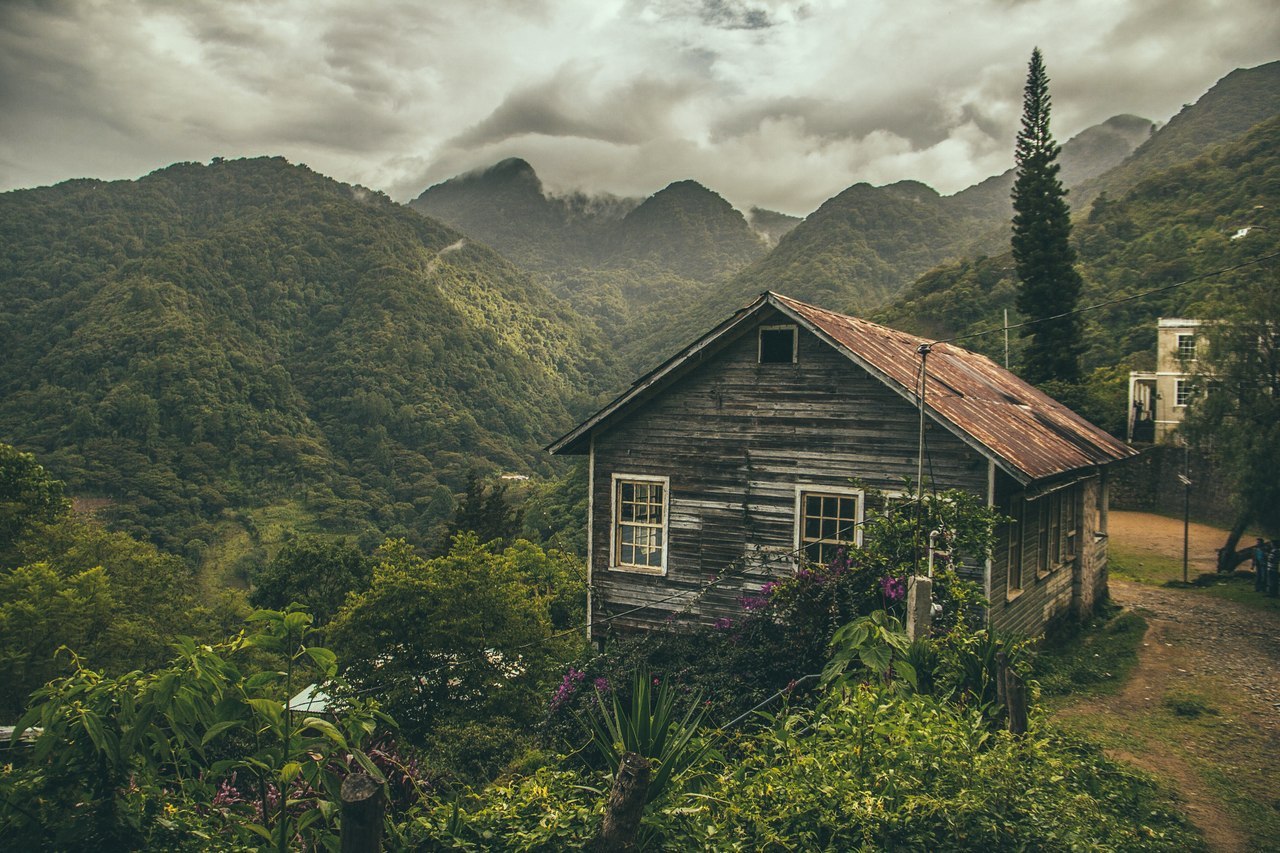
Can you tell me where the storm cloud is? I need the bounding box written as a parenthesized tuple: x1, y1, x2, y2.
(1, 0, 1276, 215)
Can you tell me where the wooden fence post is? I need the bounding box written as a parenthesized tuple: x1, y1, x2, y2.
(592, 752, 651, 852)
(1005, 670, 1028, 736)
(340, 773, 384, 853)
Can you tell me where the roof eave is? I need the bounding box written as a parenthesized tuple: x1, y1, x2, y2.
(546, 292, 773, 456)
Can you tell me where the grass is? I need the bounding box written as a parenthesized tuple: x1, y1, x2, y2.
(1110, 542, 1280, 614)
(1034, 604, 1147, 697)
(1060, 676, 1280, 850)
(196, 500, 329, 601)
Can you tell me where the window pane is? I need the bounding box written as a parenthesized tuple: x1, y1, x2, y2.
(621, 482, 634, 502)
(806, 495, 821, 516)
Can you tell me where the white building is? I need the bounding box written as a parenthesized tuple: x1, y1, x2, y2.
(1127, 318, 1202, 443)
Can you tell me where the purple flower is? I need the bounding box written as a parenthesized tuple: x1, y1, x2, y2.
(739, 594, 769, 612)
(593, 676, 611, 694)
(550, 667, 585, 710)
(759, 580, 780, 596)
(211, 773, 244, 809)
(880, 575, 906, 603)
(714, 617, 735, 630)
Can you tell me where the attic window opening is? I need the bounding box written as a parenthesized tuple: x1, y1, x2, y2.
(759, 325, 798, 364)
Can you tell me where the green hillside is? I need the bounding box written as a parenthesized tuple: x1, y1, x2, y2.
(1072, 61, 1280, 213)
(877, 113, 1280, 381)
(0, 157, 614, 556)
(407, 157, 637, 272)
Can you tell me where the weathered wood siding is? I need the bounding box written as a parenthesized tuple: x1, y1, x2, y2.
(988, 473, 1106, 635)
(588, 309, 989, 635)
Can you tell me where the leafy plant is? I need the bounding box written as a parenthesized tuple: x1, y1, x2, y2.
(1, 608, 394, 850)
(822, 610, 917, 692)
(579, 668, 717, 803)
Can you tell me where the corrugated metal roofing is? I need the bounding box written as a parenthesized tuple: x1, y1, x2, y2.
(771, 293, 1138, 482)
(549, 291, 1137, 482)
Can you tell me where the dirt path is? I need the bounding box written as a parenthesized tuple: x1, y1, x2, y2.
(1109, 510, 1230, 573)
(1058, 512, 1280, 852)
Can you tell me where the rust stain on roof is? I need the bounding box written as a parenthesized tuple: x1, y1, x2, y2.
(550, 291, 1137, 483)
(773, 293, 1137, 481)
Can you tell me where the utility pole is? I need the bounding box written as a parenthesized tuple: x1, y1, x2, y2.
(1179, 443, 1192, 583)
(1004, 309, 1010, 369)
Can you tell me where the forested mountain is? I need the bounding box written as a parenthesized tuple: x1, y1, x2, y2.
(1071, 60, 1280, 211)
(407, 158, 639, 272)
(607, 180, 767, 280)
(0, 157, 615, 556)
(875, 112, 1280, 431)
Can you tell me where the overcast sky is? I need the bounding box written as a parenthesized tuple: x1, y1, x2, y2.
(1, 0, 1276, 216)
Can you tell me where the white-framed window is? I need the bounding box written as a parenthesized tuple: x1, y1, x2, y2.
(610, 474, 669, 574)
(1174, 379, 1192, 407)
(1177, 333, 1196, 360)
(795, 486, 863, 565)
(759, 324, 798, 364)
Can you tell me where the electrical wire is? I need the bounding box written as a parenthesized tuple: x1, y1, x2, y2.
(926, 251, 1280, 348)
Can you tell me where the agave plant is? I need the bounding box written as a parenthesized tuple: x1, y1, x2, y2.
(579, 668, 717, 803)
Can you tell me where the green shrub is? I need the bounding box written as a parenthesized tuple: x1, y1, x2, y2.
(413, 686, 1203, 851)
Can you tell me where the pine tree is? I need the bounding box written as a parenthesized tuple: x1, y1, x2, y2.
(1011, 48, 1083, 384)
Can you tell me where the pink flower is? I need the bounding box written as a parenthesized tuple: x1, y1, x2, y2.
(880, 575, 906, 603)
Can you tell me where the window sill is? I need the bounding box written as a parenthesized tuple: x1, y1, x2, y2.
(1005, 588, 1024, 604)
(609, 564, 667, 577)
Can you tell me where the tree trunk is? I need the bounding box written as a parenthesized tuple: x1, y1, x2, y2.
(592, 752, 651, 852)
(1217, 512, 1253, 573)
(340, 773, 384, 853)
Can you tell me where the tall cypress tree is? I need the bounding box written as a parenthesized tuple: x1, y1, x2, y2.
(1011, 48, 1083, 384)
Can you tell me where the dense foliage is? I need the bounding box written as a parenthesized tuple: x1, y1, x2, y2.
(249, 535, 373, 626)
(1183, 274, 1280, 537)
(410, 684, 1199, 851)
(1, 610, 401, 851)
(0, 443, 241, 718)
(326, 535, 586, 756)
(0, 157, 614, 558)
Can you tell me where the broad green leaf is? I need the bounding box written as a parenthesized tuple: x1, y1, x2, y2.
(200, 719, 241, 746)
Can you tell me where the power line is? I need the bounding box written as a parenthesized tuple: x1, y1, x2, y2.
(929, 251, 1280, 348)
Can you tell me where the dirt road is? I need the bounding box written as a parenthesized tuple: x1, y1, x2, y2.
(1059, 512, 1280, 852)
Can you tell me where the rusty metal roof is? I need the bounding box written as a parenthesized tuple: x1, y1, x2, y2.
(549, 291, 1137, 483)
(771, 293, 1138, 483)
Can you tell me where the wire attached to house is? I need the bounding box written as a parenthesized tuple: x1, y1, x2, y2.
(928, 251, 1280, 348)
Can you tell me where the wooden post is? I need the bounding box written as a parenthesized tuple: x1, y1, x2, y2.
(340, 773, 384, 853)
(995, 651, 1008, 708)
(906, 575, 932, 641)
(592, 752, 651, 852)
(1005, 669, 1028, 736)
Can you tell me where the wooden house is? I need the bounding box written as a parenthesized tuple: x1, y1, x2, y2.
(548, 292, 1137, 638)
